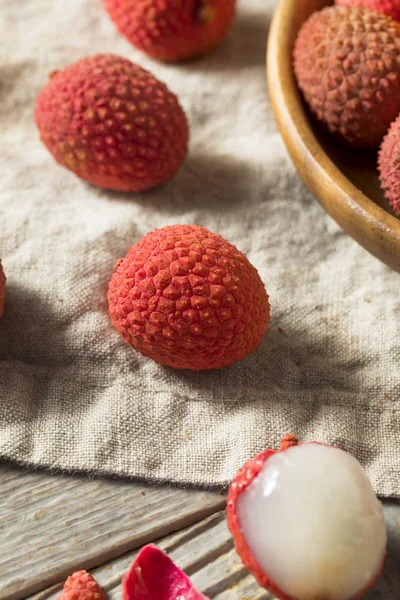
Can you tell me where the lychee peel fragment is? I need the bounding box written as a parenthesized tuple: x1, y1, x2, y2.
(122, 545, 209, 600)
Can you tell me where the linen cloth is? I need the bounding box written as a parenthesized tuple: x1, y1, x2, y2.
(1, 0, 399, 496)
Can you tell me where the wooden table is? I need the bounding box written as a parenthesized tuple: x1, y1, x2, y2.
(1, 463, 399, 600)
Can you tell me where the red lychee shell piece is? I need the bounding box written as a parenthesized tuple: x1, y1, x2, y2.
(293, 6, 400, 148)
(0, 261, 5, 319)
(107, 224, 270, 371)
(378, 113, 400, 216)
(34, 54, 188, 192)
(103, 0, 237, 62)
(226, 435, 385, 600)
(59, 570, 106, 600)
(122, 544, 209, 600)
(336, 0, 400, 21)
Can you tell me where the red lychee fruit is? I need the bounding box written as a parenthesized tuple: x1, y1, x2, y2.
(0, 261, 5, 319)
(103, 0, 237, 62)
(122, 544, 209, 600)
(107, 224, 270, 371)
(59, 570, 105, 600)
(293, 6, 400, 149)
(227, 435, 387, 600)
(378, 113, 400, 216)
(35, 54, 188, 192)
(336, 0, 400, 21)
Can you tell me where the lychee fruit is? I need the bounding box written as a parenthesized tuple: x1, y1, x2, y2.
(227, 435, 387, 600)
(336, 0, 400, 22)
(35, 54, 188, 192)
(122, 544, 210, 600)
(103, 0, 237, 62)
(378, 113, 400, 216)
(107, 224, 270, 371)
(59, 570, 105, 600)
(293, 6, 400, 148)
(0, 261, 5, 319)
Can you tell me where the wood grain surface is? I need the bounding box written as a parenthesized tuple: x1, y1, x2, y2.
(28, 504, 400, 600)
(0, 464, 224, 600)
(2, 463, 400, 600)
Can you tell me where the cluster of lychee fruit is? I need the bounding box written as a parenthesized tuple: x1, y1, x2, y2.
(2, 4, 391, 599)
(35, 0, 237, 193)
(293, 0, 400, 216)
(58, 436, 387, 600)
(1, 1, 271, 373)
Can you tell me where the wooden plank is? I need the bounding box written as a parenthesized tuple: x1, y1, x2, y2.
(28, 511, 271, 600)
(28, 502, 400, 600)
(0, 464, 225, 600)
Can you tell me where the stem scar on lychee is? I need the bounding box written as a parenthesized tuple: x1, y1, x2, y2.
(197, 1, 217, 24)
(227, 435, 387, 600)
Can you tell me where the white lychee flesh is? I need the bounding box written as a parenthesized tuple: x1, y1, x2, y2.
(237, 443, 386, 600)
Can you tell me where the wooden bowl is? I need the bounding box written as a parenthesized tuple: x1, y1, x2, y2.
(267, 0, 400, 272)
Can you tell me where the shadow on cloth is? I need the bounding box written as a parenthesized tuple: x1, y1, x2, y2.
(0, 284, 75, 368)
(167, 321, 371, 408)
(101, 152, 273, 213)
(179, 10, 272, 73)
(0, 276, 113, 371)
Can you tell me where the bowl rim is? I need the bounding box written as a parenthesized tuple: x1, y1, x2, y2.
(266, 0, 400, 270)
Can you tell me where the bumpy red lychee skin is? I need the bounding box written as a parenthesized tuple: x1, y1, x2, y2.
(103, 0, 237, 62)
(35, 54, 188, 192)
(226, 435, 385, 600)
(108, 225, 270, 371)
(0, 262, 5, 319)
(293, 6, 400, 149)
(59, 570, 105, 600)
(336, 0, 400, 22)
(122, 544, 209, 600)
(378, 114, 400, 216)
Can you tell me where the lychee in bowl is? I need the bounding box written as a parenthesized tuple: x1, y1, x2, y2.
(267, 0, 400, 272)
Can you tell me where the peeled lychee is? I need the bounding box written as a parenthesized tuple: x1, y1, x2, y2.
(227, 435, 387, 600)
(378, 113, 400, 216)
(103, 0, 237, 62)
(293, 6, 400, 149)
(35, 54, 188, 192)
(122, 544, 209, 600)
(0, 261, 5, 319)
(107, 224, 270, 371)
(336, 0, 400, 22)
(59, 570, 105, 600)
